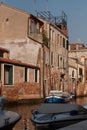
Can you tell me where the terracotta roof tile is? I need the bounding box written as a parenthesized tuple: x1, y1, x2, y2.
(0, 57, 40, 69)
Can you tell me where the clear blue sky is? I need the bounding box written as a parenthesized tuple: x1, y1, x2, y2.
(1, 0, 87, 44)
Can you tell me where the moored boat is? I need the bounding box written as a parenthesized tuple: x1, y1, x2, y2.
(44, 95, 65, 103)
(31, 103, 87, 130)
(44, 90, 71, 103)
(58, 120, 87, 130)
(0, 96, 21, 130)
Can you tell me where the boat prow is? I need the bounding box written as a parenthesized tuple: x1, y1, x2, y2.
(0, 96, 21, 130)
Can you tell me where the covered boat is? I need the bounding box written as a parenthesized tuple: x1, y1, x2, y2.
(44, 91, 71, 103)
(0, 96, 21, 130)
(31, 103, 87, 130)
(44, 95, 65, 103)
(58, 120, 87, 130)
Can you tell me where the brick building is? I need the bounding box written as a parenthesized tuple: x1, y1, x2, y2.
(0, 3, 69, 101)
(69, 43, 87, 95)
(38, 11, 69, 92)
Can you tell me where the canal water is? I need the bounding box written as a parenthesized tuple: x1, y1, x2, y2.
(5, 97, 87, 130)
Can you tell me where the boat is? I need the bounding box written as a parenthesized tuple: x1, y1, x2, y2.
(58, 120, 87, 130)
(0, 96, 21, 130)
(44, 95, 65, 103)
(31, 103, 87, 130)
(69, 92, 75, 99)
(44, 90, 71, 103)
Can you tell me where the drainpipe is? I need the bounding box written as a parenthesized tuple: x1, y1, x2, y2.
(49, 24, 52, 91)
(42, 43, 45, 98)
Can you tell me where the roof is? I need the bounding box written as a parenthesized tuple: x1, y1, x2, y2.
(0, 57, 40, 69)
(70, 42, 84, 45)
(0, 2, 29, 16)
(69, 43, 85, 50)
(0, 2, 68, 38)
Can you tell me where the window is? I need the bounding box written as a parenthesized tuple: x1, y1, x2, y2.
(79, 68, 83, 81)
(51, 52, 54, 66)
(34, 69, 39, 83)
(25, 68, 28, 82)
(60, 36, 62, 45)
(66, 40, 69, 50)
(49, 28, 51, 41)
(44, 51, 49, 65)
(58, 54, 59, 67)
(50, 29, 54, 42)
(52, 30, 54, 41)
(59, 56, 63, 68)
(79, 68, 82, 76)
(30, 19, 37, 34)
(0, 51, 3, 57)
(4, 65, 13, 85)
(72, 70, 74, 77)
(63, 38, 65, 48)
(57, 34, 60, 44)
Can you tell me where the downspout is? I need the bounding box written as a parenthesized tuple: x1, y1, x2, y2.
(42, 43, 45, 98)
(49, 24, 51, 91)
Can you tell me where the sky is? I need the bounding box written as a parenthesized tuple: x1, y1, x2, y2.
(0, 0, 87, 45)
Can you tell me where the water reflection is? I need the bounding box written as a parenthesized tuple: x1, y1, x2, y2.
(72, 97, 87, 105)
(5, 97, 87, 130)
(5, 103, 40, 130)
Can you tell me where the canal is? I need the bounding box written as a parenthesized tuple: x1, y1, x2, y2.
(5, 97, 87, 130)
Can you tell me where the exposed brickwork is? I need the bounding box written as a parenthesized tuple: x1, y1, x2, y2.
(0, 3, 70, 102)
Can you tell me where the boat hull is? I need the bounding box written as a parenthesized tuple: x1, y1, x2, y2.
(0, 96, 21, 130)
(45, 97, 65, 103)
(31, 103, 87, 130)
(0, 110, 21, 130)
(44, 91, 71, 103)
(0, 117, 21, 130)
(33, 118, 87, 130)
